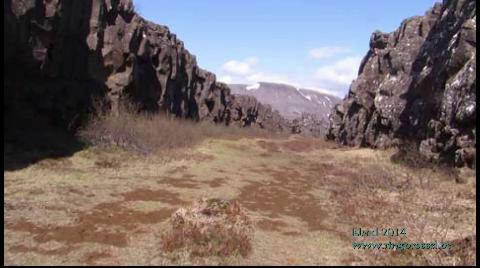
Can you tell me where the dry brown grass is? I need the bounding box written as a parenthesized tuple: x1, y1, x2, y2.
(340, 159, 476, 266)
(161, 198, 254, 259)
(78, 101, 272, 154)
(4, 135, 475, 265)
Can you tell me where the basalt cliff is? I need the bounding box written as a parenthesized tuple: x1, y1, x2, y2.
(4, 0, 286, 135)
(327, 0, 476, 167)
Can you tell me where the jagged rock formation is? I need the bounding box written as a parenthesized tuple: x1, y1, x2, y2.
(327, 0, 476, 167)
(4, 0, 285, 135)
(230, 95, 290, 132)
(291, 113, 329, 138)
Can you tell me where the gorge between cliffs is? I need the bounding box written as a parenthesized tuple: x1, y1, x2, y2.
(4, 0, 476, 266)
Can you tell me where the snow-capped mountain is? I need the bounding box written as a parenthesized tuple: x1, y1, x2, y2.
(228, 82, 341, 120)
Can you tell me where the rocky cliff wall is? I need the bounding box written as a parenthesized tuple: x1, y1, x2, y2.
(327, 0, 476, 167)
(4, 0, 284, 134)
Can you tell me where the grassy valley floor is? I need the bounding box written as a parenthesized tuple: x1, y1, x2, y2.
(4, 136, 476, 265)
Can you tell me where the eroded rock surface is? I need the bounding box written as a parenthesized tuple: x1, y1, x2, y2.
(230, 94, 290, 132)
(4, 0, 286, 134)
(327, 0, 476, 167)
(291, 113, 329, 138)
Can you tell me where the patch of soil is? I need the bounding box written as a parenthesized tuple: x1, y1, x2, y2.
(121, 189, 185, 205)
(8, 217, 128, 247)
(67, 187, 84, 195)
(281, 231, 302, 236)
(157, 176, 199, 189)
(240, 166, 327, 231)
(182, 174, 196, 179)
(256, 218, 289, 232)
(9, 244, 76, 256)
(257, 140, 280, 153)
(44, 205, 70, 211)
(83, 250, 112, 265)
(7, 200, 174, 248)
(28, 189, 45, 195)
(206, 177, 226, 188)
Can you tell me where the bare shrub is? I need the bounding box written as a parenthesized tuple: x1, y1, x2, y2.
(78, 101, 271, 154)
(161, 198, 254, 259)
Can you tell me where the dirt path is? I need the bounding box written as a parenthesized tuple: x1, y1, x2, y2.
(4, 136, 476, 265)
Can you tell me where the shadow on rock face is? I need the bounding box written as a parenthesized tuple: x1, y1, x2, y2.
(4, 0, 106, 171)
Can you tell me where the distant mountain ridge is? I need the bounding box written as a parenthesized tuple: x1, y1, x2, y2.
(228, 82, 341, 121)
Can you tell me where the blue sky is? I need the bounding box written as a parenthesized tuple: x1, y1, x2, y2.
(133, 0, 438, 97)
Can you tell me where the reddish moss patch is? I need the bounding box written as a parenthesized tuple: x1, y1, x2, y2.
(83, 250, 112, 265)
(7, 200, 175, 248)
(9, 244, 76, 256)
(239, 166, 326, 231)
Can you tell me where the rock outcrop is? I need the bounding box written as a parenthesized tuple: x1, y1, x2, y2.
(230, 94, 290, 132)
(291, 113, 329, 138)
(4, 0, 285, 134)
(327, 0, 476, 167)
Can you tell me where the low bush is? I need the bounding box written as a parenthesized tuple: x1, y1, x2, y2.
(161, 198, 254, 258)
(78, 101, 270, 154)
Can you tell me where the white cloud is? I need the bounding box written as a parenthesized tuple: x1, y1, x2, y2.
(219, 57, 294, 86)
(218, 55, 361, 98)
(245, 57, 259, 65)
(222, 61, 251, 76)
(309, 46, 351, 60)
(221, 57, 259, 76)
(314, 56, 362, 87)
